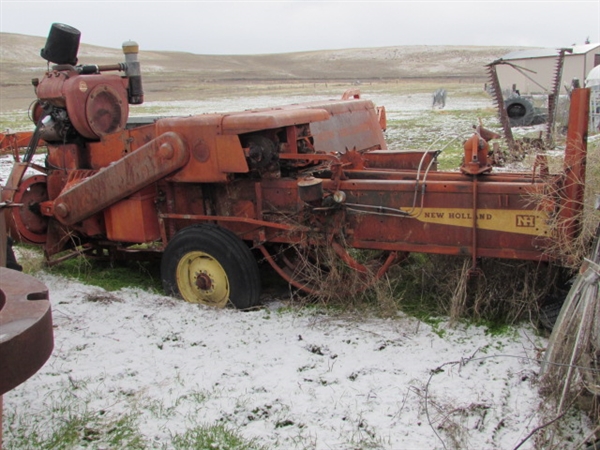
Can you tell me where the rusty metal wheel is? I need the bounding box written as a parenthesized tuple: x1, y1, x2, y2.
(161, 224, 261, 309)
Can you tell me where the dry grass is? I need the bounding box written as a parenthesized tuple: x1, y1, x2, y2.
(278, 239, 569, 326)
(13, 244, 46, 273)
(407, 254, 567, 325)
(529, 139, 600, 270)
(277, 239, 396, 314)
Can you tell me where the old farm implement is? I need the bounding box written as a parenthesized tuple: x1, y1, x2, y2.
(1, 24, 593, 308)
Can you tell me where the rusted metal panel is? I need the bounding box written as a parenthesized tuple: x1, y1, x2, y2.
(88, 133, 132, 168)
(323, 177, 552, 260)
(0, 131, 35, 157)
(52, 131, 188, 226)
(362, 150, 438, 171)
(87, 124, 157, 169)
(47, 143, 83, 170)
(220, 108, 330, 135)
(155, 117, 249, 183)
(164, 129, 242, 183)
(308, 99, 387, 153)
(228, 96, 386, 152)
(104, 185, 161, 242)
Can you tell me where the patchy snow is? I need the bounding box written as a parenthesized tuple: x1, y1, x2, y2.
(133, 92, 493, 120)
(4, 272, 592, 449)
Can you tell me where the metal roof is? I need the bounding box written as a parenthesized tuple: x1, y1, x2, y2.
(500, 43, 600, 61)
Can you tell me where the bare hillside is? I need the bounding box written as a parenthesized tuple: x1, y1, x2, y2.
(0, 31, 525, 110)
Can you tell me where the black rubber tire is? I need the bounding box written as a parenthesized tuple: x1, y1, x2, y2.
(505, 97, 535, 127)
(539, 298, 565, 331)
(161, 224, 261, 309)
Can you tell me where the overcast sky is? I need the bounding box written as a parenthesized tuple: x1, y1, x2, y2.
(1, 1, 599, 55)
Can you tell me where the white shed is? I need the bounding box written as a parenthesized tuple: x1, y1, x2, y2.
(494, 44, 600, 95)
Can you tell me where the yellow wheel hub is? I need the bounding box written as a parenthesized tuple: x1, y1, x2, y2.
(176, 251, 230, 307)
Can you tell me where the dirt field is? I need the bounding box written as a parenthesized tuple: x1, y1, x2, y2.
(0, 31, 520, 114)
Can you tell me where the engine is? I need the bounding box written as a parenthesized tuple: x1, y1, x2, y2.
(32, 23, 144, 143)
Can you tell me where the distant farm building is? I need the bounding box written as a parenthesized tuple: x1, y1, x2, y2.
(493, 43, 600, 95)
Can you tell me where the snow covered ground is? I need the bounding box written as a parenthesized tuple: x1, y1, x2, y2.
(1, 269, 593, 449)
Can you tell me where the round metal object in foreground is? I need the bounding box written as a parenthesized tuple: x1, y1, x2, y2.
(0, 267, 53, 395)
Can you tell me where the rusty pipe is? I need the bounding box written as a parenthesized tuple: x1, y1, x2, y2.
(560, 88, 590, 241)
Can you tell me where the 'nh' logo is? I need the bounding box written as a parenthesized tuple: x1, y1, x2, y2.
(516, 215, 536, 227)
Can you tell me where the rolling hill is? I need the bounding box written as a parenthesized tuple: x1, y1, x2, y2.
(0, 31, 525, 111)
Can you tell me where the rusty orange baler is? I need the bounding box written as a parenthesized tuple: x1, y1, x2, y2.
(1, 24, 591, 308)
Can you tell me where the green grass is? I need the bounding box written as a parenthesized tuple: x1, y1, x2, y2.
(3, 393, 146, 450)
(385, 107, 499, 170)
(4, 402, 264, 450)
(171, 424, 268, 450)
(47, 256, 163, 293)
(0, 111, 34, 132)
(5, 413, 147, 450)
(2, 373, 263, 450)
